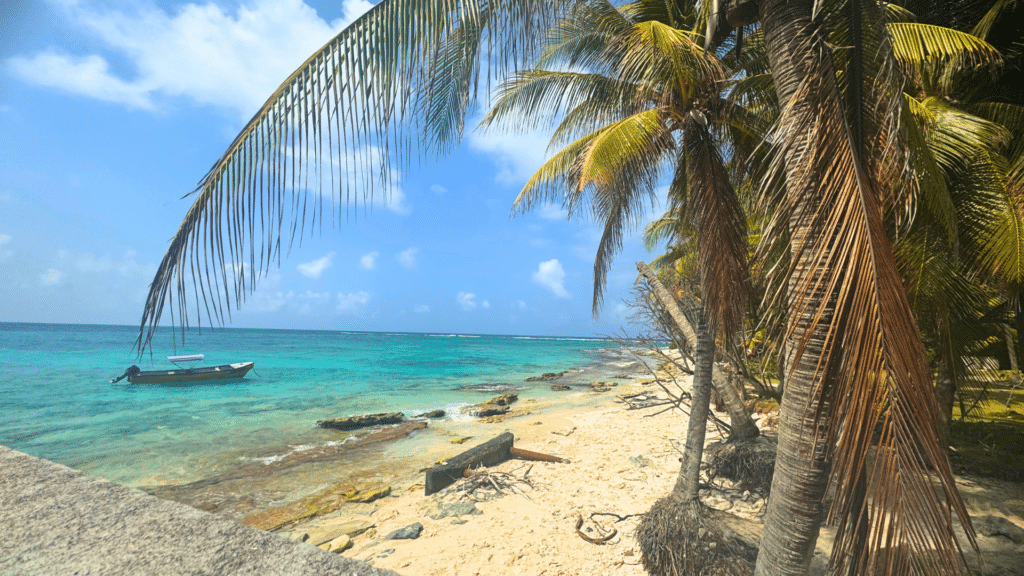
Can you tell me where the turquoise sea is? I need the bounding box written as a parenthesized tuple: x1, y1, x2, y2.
(0, 323, 640, 496)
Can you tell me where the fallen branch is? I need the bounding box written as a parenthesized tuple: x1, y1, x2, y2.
(454, 466, 534, 502)
(575, 513, 617, 544)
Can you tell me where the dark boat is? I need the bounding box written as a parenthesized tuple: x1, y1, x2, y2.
(112, 355, 254, 384)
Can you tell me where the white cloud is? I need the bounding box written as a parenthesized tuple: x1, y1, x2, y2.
(468, 127, 551, 185)
(244, 272, 291, 312)
(296, 290, 330, 314)
(40, 268, 64, 286)
(74, 252, 113, 273)
(482, 300, 490, 309)
(457, 292, 478, 311)
(430, 184, 447, 194)
(537, 203, 568, 220)
(360, 251, 379, 270)
(0, 233, 12, 260)
(414, 304, 430, 314)
(8, 0, 374, 117)
(8, 52, 155, 110)
(397, 247, 418, 269)
(296, 252, 334, 278)
(337, 291, 369, 312)
(383, 187, 410, 214)
(532, 259, 570, 298)
(517, 300, 527, 309)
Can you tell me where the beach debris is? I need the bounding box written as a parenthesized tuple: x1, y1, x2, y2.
(317, 412, 405, 431)
(551, 384, 571, 391)
(526, 371, 568, 382)
(509, 446, 570, 463)
(384, 522, 424, 540)
(417, 410, 446, 419)
(637, 498, 757, 576)
(424, 432, 568, 494)
(454, 464, 534, 502)
(704, 435, 777, 496)
(425, 432, 515, 494)
(616, 391, 673, 410)
(575, 513, 617, 544)
(552, 426, 576, 437)
(450, 436, 473, 444)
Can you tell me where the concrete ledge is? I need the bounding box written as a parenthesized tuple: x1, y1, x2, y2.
(0, 446, 401, 576)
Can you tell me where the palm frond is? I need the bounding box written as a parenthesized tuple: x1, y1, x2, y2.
(566, 109, 676, 314)
(136, 0, 573, 351)
(881, 2, 917, 23)
(682, 116, 750, 334)
(536, 0, 630, 71)
(642, 207, 687, 250)
(970, 0, 1020, 41)
(900, 94, 956, 242)
(481, 70, 646, 137)
(511, 131, 599, 214)
(758, 5, 974, 572)
(887, 22, 1002, 94)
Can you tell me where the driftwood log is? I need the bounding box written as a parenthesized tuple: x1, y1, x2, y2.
(424, 433, 568, 495)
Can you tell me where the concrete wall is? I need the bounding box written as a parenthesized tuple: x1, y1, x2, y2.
(0, 446, 400, 576)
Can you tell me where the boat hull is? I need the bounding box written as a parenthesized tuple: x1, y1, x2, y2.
(128, 362, 254, 384)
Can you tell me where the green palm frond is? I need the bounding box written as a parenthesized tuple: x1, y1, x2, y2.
(136, 0, 574, 351)
(642, 207, 687, 250)
(969, 102, 1024, 160)
(975, 156, 1024, 285)
(511, 131, 599, 215)
(887, 22, 1003, 94)
(971, 0, 1020, 41)
(536, 0, 630, 70)
(615, 20, 719, 105)
(881, 2, 917, 23)
(481, 70, 646, 137)
(900, 94, 956, 242)
(922, 97, 1012, 172)
(573, 109, 673, 196)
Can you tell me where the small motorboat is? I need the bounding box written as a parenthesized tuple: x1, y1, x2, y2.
(111, 354, 254, 384)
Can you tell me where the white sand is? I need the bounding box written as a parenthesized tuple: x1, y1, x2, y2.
(285, 372, 1024, 576)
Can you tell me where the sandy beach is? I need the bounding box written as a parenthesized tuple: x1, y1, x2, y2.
(235, 359, 1024, 576)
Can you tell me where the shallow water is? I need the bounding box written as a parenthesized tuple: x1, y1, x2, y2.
(0, 323, 646, 492)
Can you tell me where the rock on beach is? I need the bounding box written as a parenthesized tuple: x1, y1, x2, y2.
(317, 413, 406, 431)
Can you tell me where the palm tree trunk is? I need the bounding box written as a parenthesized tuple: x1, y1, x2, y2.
(637, 262, 760, 440)
(672, 312, 715, 500)
(754, 1, 841, 574)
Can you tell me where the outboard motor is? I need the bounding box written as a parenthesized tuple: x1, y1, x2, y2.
(111, 365, 141, 383)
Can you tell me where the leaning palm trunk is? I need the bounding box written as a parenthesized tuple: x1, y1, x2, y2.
(754, 1, 974, 575)
(673, 312, 716, 498)
(638, 262, 760, 441)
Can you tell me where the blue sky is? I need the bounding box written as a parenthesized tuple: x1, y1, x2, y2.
(1, 0, 667, 338)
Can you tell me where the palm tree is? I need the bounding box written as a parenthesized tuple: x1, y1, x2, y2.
(134, 0, 990, 574)
(479, 0, 760, 444)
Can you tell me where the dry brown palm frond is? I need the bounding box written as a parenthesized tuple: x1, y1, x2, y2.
(682, 115, 752, 336)
(756, 1, 975, 574)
